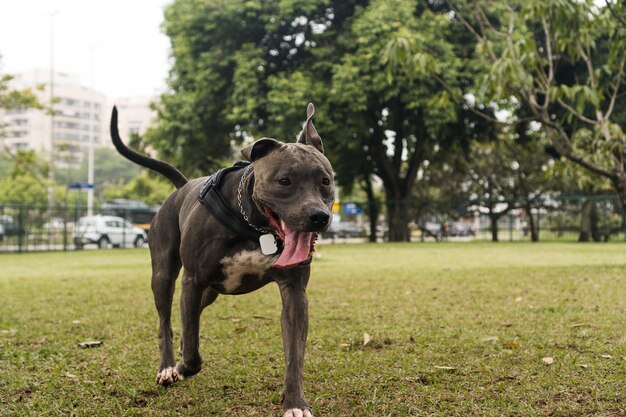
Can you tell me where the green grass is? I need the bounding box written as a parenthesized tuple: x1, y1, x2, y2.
(1, 242, 625, 416)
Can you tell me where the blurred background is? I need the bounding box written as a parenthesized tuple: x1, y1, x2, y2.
(1, 0, 626, 251)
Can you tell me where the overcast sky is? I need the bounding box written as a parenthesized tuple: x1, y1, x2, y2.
(0, 0, 171, 98)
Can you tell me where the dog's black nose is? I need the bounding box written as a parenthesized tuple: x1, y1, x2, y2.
(308, 210, 330, 228)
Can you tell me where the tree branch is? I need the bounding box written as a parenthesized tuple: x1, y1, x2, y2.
(555, 98, 599, 125)
(605, 56, 625, 120)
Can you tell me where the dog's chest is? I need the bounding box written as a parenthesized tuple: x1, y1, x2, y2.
(219, 250, 278, 293)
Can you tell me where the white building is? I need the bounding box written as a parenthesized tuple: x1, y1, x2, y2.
(0, 69, 156, 167)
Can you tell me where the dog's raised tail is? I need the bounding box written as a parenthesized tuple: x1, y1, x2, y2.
(110, 106, 188, 189)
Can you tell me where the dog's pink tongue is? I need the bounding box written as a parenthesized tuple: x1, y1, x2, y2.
(275, 225, 313, 268)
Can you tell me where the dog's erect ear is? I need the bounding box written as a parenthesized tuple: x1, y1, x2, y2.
(297, 103, 324, 153)
(241, 137, 282, 162)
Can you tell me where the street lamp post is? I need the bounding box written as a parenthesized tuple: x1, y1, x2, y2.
(87, 47, 96, 216)
(47, 10, 59, 209)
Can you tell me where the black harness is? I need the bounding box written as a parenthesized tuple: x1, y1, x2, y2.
(198, 161, 266, 241)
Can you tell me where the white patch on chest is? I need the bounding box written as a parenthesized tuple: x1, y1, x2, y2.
(220, 250, 278, 293)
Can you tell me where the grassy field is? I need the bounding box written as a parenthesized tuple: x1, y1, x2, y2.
(1, 242, 625, 416)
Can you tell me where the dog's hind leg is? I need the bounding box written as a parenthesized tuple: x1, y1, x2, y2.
(152, 252, 182, 386)
(173, 271, 204, 380)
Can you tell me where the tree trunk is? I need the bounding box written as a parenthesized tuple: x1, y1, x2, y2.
(386, 199, 409, 242)
(526, 205, 539, 242)
(489, 214, 499, 242)
(579, 200, 603, 242)
(611, 177, 626, 242)
(364, 177, 379, 243)
(579, 200, 592, 242)
(590, 202, 601, 242)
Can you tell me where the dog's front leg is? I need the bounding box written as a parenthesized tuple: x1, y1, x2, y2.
(276, 268, 312, 417)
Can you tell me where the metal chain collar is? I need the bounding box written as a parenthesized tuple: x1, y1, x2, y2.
(237, 164, 271, 234)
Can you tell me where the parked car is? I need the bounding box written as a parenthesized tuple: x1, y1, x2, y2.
(73, 215, 147, 249)
(100, 199, 158, 232)
(421, 222, 443, 240)
(322, 221, 363, 239)
(446, 222, 477, 237)
(43, 217, 66, 230)
(0, 215, 25, 238)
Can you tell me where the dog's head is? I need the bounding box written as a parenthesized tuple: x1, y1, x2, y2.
(241, 103, 335, 268)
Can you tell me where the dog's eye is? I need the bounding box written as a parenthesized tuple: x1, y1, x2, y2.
(322, 178, 331, 186)
(278, 178, 291, 186)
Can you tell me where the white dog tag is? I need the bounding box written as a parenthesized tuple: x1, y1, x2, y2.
(259, 233, 278, 255)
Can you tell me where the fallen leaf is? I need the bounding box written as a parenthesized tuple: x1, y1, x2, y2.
(515, 296, 523, 302)
(76, 341, 102, 348)
(339, 343, 351, 348)
(600, 354, 612, 359)
(499, 322, 513, 327)
(65, 373, 77, 379)
(481, 336, 499, 343)
(579, 364, 589, 369)
(0, 328, 16, 335)
(230, 318, 242, 323)
(542, 357, 554, 365)
(571, 323, 589, 328)
(503, 341, 520, 349)
(363, 333, 371, 347)
(71, 320, 82, 325)
(434, 366, 456, 371)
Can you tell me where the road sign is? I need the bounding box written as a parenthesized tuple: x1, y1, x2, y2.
(68, 183, 94, 190)
(343, 203, 363, 215)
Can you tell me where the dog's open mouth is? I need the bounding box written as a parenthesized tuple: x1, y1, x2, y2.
(261, 205, 317, 269)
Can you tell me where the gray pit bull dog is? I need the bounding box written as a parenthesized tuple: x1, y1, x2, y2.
(110, 103, 334, 417)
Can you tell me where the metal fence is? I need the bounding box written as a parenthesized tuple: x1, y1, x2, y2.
(0, 204, 150, 253)
(332, 194, 626, 243)
(0, 204, 89, 253)
(1, 194, 624, 253)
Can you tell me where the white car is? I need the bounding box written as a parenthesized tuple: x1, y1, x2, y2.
(73, 215, 147, 249)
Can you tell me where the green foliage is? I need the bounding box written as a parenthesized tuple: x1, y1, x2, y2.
(101, 171, 175, 205)
(147, 0, 332, 177)
(55, 148, 142, 200)
(0, 150, 63, 205)
(0, 77, 41, 112)
(329, 0, 498, 239)
(0, 153, 11, 177)
(0, 55, 44, 139)
(454, 0, 626, 208)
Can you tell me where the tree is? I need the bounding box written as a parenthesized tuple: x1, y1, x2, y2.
(0, 56, 50, 206)
(55, 147, 142, 201)
(0, 57, 42, 141)
(150, 0, 496, 241)
(450, 0, 626, 211)
(328, 0, 459, 241)
(101, 171, 174, 205)
(550, 158, 614, 242)
(147, 0, 339, 178)
(0, 150, 63, 206)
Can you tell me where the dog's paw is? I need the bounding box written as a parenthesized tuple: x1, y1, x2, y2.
(283, 409, 312, 417)
(156, 366, 183, 386)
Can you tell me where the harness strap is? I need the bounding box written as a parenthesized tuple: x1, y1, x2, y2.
(198, 161, 261, 241)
